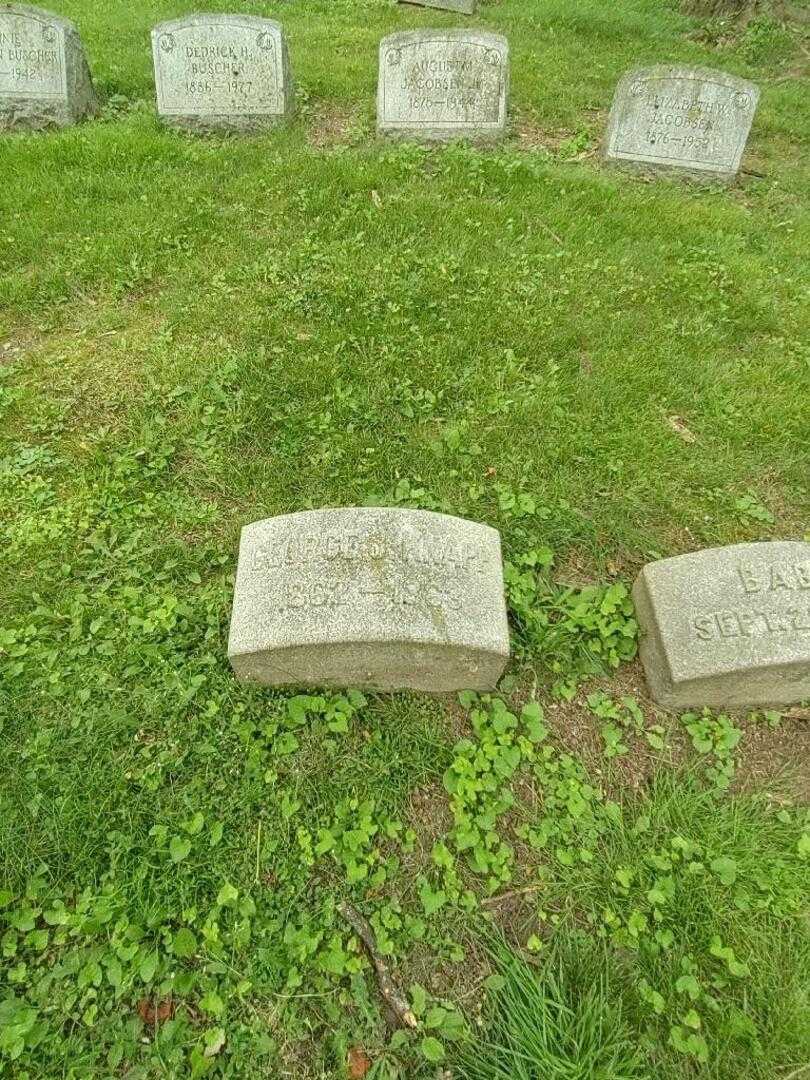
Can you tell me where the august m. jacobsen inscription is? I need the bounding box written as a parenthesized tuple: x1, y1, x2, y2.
(151, 14, 293, 133)
(633, 542, 810, 709)
(378, 30, 508, 143)
(605, 66, 760, 178)
(228, 508, 511, 692)
(0, 4, 97, 130)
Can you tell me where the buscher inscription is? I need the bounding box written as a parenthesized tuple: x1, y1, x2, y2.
(153, 18, 285, 118)
(0, 13, 63, 98)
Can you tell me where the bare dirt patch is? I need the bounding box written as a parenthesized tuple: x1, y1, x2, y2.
(732, 710, 810, 802)
(306, 101, 366, 149)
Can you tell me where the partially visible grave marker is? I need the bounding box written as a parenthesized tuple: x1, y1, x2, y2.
(151, 14, 293, 133)
(604, 65, 759, 178)
(0, 4, 96, 130)
(228, 508, 511, 692)
(399, 0, 477, 13)
(633, 541, 810, 708)
(377, 29, 508, 143)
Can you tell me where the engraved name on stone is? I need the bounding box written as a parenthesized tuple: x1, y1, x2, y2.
(151, 14, 293, 132)
(378, 29, 508, 143)
(228, 508, 511, 692)
(633, 542, 810, 709)
(0, 4, 96, 130)
(604, 65, 760, 177)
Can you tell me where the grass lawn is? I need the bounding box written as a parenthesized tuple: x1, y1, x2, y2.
(1, 0, 809, 1076)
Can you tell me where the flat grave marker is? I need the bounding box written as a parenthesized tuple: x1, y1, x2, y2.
(604, 65, 760, 178)
(633, 541, 810, 708)
(398, 0, 477, 13)
(378, 29, 508, 143)
(151, 14, 293, 133)
(0, 3, 96, 130)
(228, 508, 511, 692)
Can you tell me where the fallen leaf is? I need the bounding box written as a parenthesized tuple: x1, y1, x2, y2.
(137, 998, 174, 1026)
(667, 415, 697, 443)
(785, 707, 810, 721)
(348, 1046, 372, 1078)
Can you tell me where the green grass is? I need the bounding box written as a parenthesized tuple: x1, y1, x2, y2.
(1, 0, 809, 1076)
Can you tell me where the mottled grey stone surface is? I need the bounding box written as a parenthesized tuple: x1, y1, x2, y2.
(378, 29, 508, 143)
(0, 4, 96, 130)
(604, 65, 760, 178)
(399, 0, 476, 14)
(151, 14, 293, 134)
(228, 508, 510, 692)
(633, 542, 810, 709)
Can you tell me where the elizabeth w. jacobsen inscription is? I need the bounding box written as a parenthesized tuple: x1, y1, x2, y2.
(633, 542, 810, 709)
(378, 30, 508, 143)
(228, 508, 511, 692)
(604, 66, 760, 177)
(151, 14, 293, 132)
(0, 4, 97, 130)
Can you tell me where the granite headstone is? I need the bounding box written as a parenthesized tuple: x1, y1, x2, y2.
(399, 0, 477, 13)
(228, 508, 511, 692)
(151, 14, 293, 133)
(604, 65, 760, 178)
(633, 541, 810, 708)
(0, 4, 96, 130)
(378, 29, 508, 143)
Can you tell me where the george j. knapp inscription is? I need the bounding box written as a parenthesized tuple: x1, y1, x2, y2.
(605, 66, 760, 178)
(228, 508, 511, 692)
(633, 542, 810, 709)
(151, 15, 293, 133)
(0, 4, 96, 130)
(378, 30, 508, 143)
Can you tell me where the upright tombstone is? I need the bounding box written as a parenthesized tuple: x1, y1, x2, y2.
(377, 29, 508, 143)
(0, 4, 96, 130)
(399, 0, 477, 13)
(604, 66, 760, 179)
(633, 541, 810, 709)
(228, 508, 511, 692)
(151, 14, 293, 133)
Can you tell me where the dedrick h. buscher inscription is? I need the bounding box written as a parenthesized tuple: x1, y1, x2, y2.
(633, 542, 810, 708)
(0, 4, 96, 130)
(151, 14, 293, 133)
(228, 508, 510, 692)
(378, 29, 508, 143)
(605, 66, 759, 178)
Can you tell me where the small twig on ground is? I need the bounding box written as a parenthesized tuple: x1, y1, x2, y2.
(481, 884, 545, 907)
(338, 901, 418, 1029)
(537, 219, 564, 245)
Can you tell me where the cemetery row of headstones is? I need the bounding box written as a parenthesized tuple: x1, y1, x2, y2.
(5, 6, 804, 710)
(0, 5, 761, 178)
(229, 509, 810, 709)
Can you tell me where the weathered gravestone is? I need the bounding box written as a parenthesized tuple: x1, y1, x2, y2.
(228, 508, 511, 691)
(378, 29, 508, 143)
(633, 541, 810, 709)
(0, 4, 96, 130)
(604, 65, 760, 178)
(399, 0, 477, 14)
(151, 14, 293, 133)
